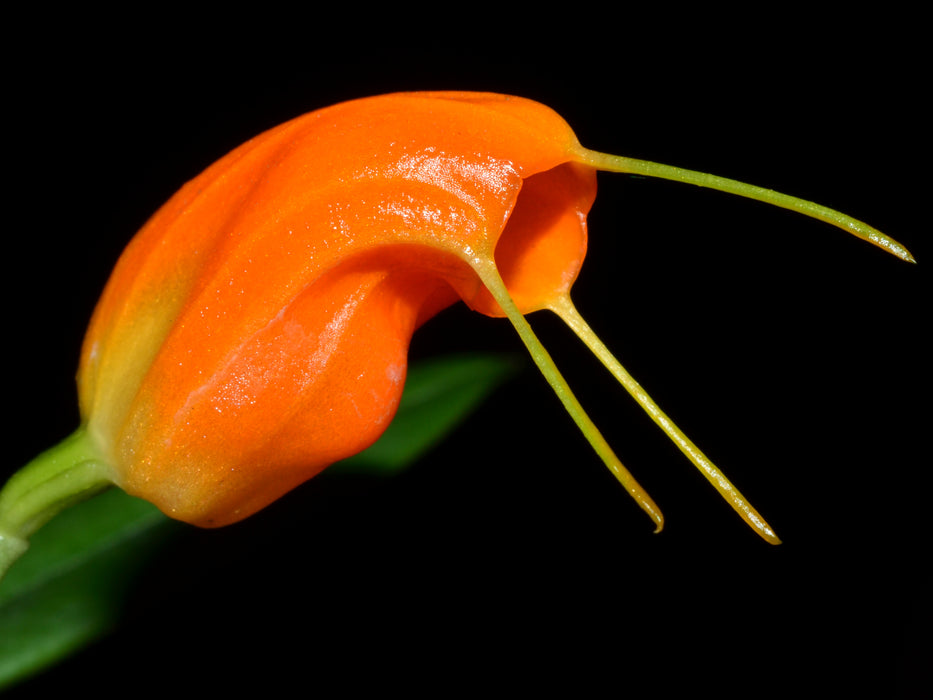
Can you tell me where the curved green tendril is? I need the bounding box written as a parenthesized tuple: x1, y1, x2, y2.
(576, 147, 915, 264)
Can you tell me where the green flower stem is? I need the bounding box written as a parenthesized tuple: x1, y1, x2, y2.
(0, 428, 113, 580)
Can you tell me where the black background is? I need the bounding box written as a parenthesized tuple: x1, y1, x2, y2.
(4, 8, 928, 697)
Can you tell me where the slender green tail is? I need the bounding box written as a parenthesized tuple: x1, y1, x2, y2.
(576, 147, 915, 263)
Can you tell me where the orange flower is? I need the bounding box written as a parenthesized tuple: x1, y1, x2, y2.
(0, 92, 914, 572)
(76, 93, 600, 527)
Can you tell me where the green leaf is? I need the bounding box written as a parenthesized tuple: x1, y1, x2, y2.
(0, 352, 517, 690)
(333, 352, 521, 475)
(0, 488, 177, 691)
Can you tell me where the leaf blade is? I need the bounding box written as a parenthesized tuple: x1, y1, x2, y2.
(0, 489, 177, 690)
(334, 352, 520, 474)
(0, 353, 518, 689)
